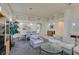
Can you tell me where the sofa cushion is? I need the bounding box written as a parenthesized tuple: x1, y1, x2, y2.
(49, 39, 75, 49)
(53, 35, 62, 41)
(77, 38, 79, 45)
(30, 35, 39, 39)
(63, 37, 75, 44)
(74, 46, 79, 53)
(31, 39, 43, 44)
(49, 39, 62, 44)
(60, 42, 75, 49)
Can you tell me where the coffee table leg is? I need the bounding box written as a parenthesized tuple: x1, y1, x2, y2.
(72, 48, 74, 55)
(61, 51, 63, 55)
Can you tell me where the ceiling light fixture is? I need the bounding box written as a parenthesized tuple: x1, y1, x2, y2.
(29, 8, 32, 10)
(19, 23, 23, 25)
(9, 18, 12, 21)
(48, 23, 51, 26)
(72, 22, 76, 26)
(38, 17, 40, 20)
(30, 23, 33, 26)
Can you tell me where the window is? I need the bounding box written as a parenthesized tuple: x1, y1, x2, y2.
(36, 23, 42, 33)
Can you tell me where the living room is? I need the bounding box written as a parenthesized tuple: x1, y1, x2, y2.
(0, 3, 79, 55)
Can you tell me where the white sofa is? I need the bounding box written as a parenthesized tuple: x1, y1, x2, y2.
(49, 36, 75, 55)
(73, 38, 79, 55)
(30, 34, 44, 48)
(73, 46, 79, 55)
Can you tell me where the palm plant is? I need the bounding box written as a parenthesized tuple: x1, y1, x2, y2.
(6, 20, 19, 49)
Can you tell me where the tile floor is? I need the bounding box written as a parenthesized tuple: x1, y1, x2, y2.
(10, 39, 40, 55)
(10, 38, 68, 55)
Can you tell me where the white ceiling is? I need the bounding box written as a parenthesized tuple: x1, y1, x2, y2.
(8, 3, 69, 17)
(0, 3, 79, 18)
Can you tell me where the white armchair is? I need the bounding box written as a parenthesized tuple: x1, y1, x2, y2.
(30, 34, 44, 48)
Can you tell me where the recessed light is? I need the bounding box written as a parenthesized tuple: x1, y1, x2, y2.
(9, 18, 12, 21)
(29, 8, 32, 10)
(38, 18, 40, 20)
(19, 23, 23, 25)
(48, 23, 51, 26)
(72, 22, 76, 26)
(30, 23, 33, 25)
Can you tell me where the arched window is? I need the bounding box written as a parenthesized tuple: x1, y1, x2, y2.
(36, 23, 42, 33)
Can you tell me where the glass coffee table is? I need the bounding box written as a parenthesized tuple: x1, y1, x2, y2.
(40, 42, 63, 55)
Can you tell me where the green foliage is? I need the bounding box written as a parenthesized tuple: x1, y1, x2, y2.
(10, 20, 19, 35)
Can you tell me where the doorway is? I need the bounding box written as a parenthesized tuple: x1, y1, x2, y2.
(55, 20, 64, 37)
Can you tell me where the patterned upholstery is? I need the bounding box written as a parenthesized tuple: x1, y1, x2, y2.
(30, 34, 44, 48)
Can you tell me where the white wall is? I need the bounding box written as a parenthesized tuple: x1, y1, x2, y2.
(48, 12, 64, 37)
(48, 5, 79, 37)
(64, 8, 73, 37)
(16, 17, 48, 35)
(64, 6, 79, 36)
(16, 5, 79, 37)
(48, 18, 64, 37)
(0, 4, 13, 18)
(71, 6, 79, 34)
